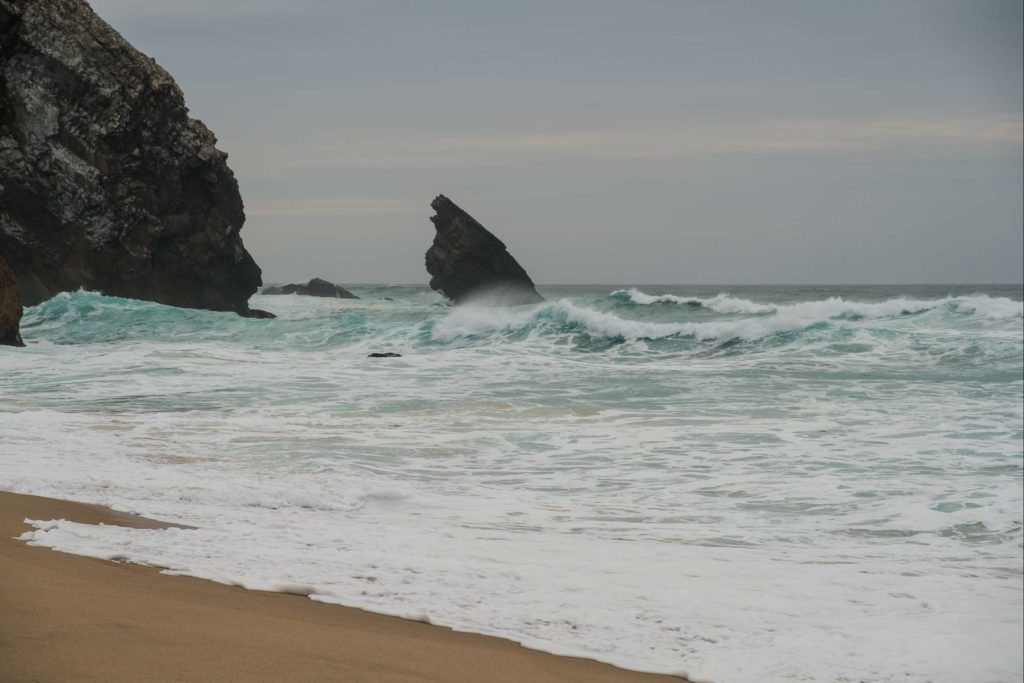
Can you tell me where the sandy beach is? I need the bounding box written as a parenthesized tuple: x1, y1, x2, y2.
(0, 490, 684, 682)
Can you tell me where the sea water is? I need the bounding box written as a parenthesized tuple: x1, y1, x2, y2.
(1, 284, 1021, 682)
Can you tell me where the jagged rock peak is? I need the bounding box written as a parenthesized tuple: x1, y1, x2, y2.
(262, 278, 358, 299)
(0, 0, 271, 318)
(0, 254, 24, 346)
(425, 195, 543, 306)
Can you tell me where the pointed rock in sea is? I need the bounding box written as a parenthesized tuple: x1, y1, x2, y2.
(425, 195, 543, 306)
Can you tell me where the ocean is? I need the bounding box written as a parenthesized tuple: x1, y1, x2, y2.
(1, 284, 1021, 682)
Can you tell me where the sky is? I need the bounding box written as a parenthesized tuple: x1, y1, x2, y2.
(91, 0, 1023, 285)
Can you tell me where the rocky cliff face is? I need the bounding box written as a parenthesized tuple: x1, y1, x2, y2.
(425, 195, 543, 305)
(0, 254, 24, 346)
(0, 0, 268, 316)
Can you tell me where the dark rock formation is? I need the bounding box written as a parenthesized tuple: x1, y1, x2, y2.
(425, 195, 543, 305)
(242, 308, 275, 319)
(262, 278, 358, 299)
(0, 254, 24, 346)
(0, 0, 270, 318)
(368, 352, 401, 358)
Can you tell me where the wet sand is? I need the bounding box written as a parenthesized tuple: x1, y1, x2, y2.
(0, 490, 685, 682)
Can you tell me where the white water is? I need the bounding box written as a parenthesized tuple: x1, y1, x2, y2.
(2, 285, 1022, 682)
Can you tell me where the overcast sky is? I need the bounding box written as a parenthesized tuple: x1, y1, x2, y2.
(92, 0, 1022, 284)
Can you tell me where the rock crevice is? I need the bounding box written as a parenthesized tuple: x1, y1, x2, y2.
(0, 254, 24, 346)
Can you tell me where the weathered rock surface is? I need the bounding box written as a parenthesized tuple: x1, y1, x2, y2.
(262, 278, 358, 299)
(425, 195, 543, 305)
(0, 254, 24, 346)
(0, 0, 269, 317)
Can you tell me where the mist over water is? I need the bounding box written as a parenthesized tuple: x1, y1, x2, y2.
(2, 284, 1022, 682)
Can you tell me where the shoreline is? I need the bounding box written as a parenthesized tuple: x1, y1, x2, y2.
(0, 489, 686, 682)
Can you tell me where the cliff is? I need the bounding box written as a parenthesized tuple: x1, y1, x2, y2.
(0, 0, 268, 317)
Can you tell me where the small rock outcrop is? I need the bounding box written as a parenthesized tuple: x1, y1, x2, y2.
(0, 0, 269, 317)
(263, 278, 358, 299)
(0, 254, 24, 346)
(425, 195, 543, 305)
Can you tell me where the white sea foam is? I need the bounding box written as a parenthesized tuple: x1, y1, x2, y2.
(433, 294, 1023, 345)
(615, 288, 1024, 320)
(430, 299, 800, 342)
(615, 289, 776, 314)
(2, 285, 1021, 682)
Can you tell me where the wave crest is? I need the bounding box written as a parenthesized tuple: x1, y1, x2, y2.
(613, 289, 1023, 320)
(20, 288, 1022, 354)
(431, 299, 833, 343)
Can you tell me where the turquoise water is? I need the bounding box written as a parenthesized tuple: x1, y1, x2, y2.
(2, 284, 1022, 682)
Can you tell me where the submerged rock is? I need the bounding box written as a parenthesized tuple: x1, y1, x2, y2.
(0, 255, 24, 346)
(425, 195, 543, 305)
(0, 0, 270, 318)
(367, 352, 402, 358)
(242, 308, 276, 319)
(262, 278, 358, 299)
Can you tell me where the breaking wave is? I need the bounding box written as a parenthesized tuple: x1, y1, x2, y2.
(432, 293, 1023, 346)
(430, 299, 823, 343)
(611, 288, 1023, 320)
(21, 288, 1024, 357)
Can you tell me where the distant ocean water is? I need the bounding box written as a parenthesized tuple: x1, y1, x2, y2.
(1, 284, 1021, 682)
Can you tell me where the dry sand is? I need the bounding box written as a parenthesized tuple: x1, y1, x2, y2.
(0, 490, 686, 682)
